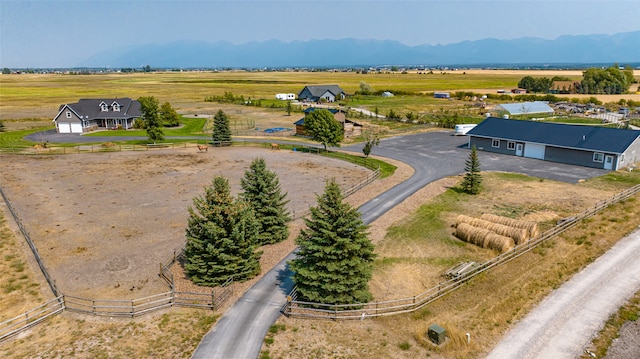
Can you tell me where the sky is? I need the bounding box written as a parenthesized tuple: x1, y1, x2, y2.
(1, 0, 639, 68)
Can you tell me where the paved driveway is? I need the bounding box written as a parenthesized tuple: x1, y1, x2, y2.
(191, 131, 609, 359)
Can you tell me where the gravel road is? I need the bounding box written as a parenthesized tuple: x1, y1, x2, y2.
(487, 227, 640, 359)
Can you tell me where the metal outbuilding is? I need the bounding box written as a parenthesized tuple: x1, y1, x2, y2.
(466, 117, 640, 170)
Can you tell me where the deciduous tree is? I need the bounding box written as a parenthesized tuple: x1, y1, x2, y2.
(212, 109, 232, 143)
(184, 176, 261, 286)
(290, 180, 375, 305)
(362, 133, 379, 158)
(240, 158, 290, 245)
(303, 109, 344, 151)
(160, 102, 180, 127)
(461, 145, 482, 195)
(138, 96, 164, 143)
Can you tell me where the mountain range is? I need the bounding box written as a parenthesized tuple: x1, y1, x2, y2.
(81, 31, 640, 68)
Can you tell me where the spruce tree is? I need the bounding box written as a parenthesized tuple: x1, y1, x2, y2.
(212, 109, 232, 143)
(240, 158, 290, 245)
(184, 176, 261, 286)
(461, 145, 482, 195)
(290, 180, 376, 306)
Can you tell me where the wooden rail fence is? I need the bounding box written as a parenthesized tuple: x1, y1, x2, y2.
(283, 183, 640, 320)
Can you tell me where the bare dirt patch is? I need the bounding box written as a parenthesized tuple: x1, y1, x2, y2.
(0, 147, 371, 300)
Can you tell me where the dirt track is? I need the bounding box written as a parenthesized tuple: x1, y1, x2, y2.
(0, 147, 371, 299)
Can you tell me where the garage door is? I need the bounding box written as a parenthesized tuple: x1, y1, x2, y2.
(524, 143, 545, 160)
(70, 123, 83, 133)
(58, 123, 71, 133)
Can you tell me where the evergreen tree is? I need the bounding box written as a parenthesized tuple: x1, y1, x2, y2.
(240, 158, 291, 245)
(461, 145, 482, 195)
(212, 109, 232, 143)
(138, 96, 164, 143)
(184, 176, 261, 286)
(290, 180, 376, 306)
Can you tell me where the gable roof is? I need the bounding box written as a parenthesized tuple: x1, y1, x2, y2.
(495, 101, 554, 115)
(298, 85, 345, 98)
(56, 98, 142, 120)
(303, 107, 340, 114)
(467, 117, 640, 154)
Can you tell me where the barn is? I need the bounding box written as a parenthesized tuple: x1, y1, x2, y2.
(466, 117, 640, 170)
(53, 98, 142, 133)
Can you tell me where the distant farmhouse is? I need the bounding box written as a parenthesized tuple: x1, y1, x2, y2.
(494, 101, 554, 116)
(294, 107, 362, 138)
(298, 85, 346, 103)
(467, 117, 640, 171)
(53, 98, 142, 133)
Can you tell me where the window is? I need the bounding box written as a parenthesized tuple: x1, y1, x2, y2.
(101, 105, 108, 112)
(112, 102, 120, 112)
(620, 154, 625, 163)
(593, 152, 604, 163)
(492, 139, 500, 148)
(507, 141, 516, 150)
(66, 111, 72, 118)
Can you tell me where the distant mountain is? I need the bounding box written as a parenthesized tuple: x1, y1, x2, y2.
(80, 31, 640, 68)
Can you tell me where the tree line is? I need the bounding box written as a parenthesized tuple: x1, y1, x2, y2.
(517, 64, 636, 95)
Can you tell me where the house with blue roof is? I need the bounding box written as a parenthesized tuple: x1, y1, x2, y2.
(466, 117, 640, 170)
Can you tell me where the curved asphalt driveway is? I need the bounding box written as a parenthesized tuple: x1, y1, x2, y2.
(190, 131, 608, 359)
(27, 129, 612, 358)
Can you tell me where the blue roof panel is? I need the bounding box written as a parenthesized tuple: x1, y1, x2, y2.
(467, 117, 640, 154)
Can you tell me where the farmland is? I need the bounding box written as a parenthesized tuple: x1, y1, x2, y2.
(1, 70, 639, 358)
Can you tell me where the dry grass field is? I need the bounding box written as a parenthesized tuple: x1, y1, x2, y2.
(1, 70, 637, 122)
(1, 70, 639, 358)
(261, 171, 640, 359)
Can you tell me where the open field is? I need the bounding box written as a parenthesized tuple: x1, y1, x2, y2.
(261, 171, 640, 359)
(1, 70, 638, 122)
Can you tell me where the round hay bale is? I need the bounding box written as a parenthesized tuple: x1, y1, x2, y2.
(454, 223, 486, 247)
(457, 215, 529, 244)
(484, 233, 515, 252)
(480, 213, 539, 238)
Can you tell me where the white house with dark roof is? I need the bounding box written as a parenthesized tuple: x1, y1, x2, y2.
(297, 85, 346, 103)
(53, 98, 142, 133)
(467, 117, 640, 170)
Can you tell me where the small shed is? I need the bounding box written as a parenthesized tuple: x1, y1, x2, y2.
(428, 324, 446, 345)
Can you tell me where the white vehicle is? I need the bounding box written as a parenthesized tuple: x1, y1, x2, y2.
(454, 124, 477, 136)
(275, 93, 296, 100)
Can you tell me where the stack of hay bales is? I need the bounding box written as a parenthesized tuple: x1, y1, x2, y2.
(454, 214, 539, 252)
(480, 213, 539, 239)
(455, 222, 515, 252)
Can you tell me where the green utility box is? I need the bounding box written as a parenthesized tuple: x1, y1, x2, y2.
(428, 324, 446, 345)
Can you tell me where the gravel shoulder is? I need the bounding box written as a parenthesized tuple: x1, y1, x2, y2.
(487, 227, 640, 359)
